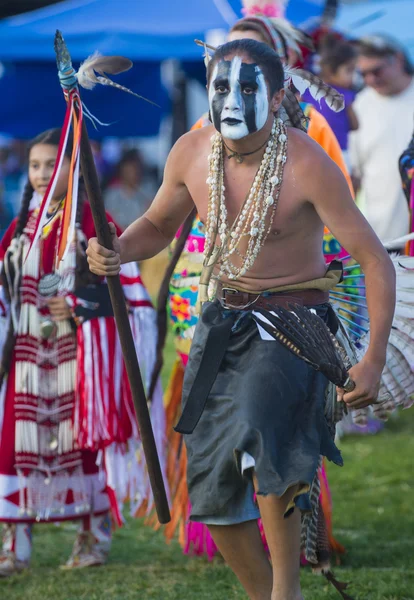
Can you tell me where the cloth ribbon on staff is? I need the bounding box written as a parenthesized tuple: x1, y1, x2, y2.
(26, 32, 157, 267)
(26, 86, 81, 266)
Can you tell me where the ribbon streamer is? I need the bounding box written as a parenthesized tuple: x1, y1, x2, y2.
(26, 31, 155, 267)
(25, 98, 75, 264)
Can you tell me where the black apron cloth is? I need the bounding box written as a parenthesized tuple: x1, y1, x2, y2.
(178, 300, 343, 521)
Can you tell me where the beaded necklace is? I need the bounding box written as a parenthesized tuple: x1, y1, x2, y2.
(204, 117, 287, 281)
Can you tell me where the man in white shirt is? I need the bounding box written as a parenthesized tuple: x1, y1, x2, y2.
(349, 35, 414, 249)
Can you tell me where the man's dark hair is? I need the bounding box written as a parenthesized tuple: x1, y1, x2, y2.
(207, 39, 285, 96)
(320, 34, 357, 73)
(357, 35, 414, 76)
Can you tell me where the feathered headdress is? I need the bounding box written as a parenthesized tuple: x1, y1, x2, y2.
(236, 0, 344, 112)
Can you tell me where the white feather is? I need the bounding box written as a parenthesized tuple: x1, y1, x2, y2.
(77, 51, 133, 91)
(289, 71, 308, 96)
(77, 51, 102, 90)
(285, 66, 344, 112)
(203, 42, 212, 69)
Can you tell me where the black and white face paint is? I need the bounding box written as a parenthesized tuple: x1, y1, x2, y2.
(208, 56, 269, 140)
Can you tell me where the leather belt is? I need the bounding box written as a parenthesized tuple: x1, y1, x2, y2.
(217, 283, 329, 311)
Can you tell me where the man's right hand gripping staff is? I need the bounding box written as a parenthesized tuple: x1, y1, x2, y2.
(87, 222, 122, 276)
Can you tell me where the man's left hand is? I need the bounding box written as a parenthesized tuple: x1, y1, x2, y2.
(336, 356, 383, 409)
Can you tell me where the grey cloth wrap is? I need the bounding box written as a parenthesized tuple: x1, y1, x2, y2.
(179, 300, 343, 521)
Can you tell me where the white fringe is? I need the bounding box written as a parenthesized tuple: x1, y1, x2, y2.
(57, 359, 76, 396)
(58, 419, 74, 454)
(15, 420, 39, 454)
(0, 382, 7, 443)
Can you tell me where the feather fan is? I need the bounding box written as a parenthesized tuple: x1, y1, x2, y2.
(330, 244, 414, 416)
(387, 343, 414, 405)
(77, 51, 159, 106)
(286, 67, 344, 112)
(389, 328, 414, 371)
(393, 316, 414, 344)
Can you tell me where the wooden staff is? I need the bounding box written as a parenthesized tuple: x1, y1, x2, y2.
(54, 30, 170, 524)
(80, 123, 171, 524)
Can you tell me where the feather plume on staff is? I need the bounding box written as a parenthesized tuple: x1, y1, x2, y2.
(77, 52, 160, 107)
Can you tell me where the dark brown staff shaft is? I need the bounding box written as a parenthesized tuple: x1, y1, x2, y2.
(80, 120, 170, 524)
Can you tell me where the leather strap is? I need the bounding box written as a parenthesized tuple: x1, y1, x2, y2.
(174, 303, 234, 435)
(217, 283, 329, 311)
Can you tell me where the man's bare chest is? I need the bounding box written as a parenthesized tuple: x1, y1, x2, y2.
(185, 158, 309, 237)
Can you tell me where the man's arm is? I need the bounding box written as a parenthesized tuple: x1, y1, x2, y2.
(308, 140, 396, 407)
(87, 134, 195, 275)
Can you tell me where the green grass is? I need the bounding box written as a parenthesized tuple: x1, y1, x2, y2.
(1, 336, 414, 599)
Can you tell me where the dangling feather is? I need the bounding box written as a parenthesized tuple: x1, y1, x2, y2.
(77, 51, 159, 107)
(281, 88, 308, 132)
(194, 38, 216, 68)
(201, 41, 213, 68)
(203, 45, 212, 68)
(285, 67, 344, 112)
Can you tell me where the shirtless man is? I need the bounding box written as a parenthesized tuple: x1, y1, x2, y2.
(87, 40, 395, 600)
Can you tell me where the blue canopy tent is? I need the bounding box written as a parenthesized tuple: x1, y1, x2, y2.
(0, 60, 167, 139)
(0, 0, 242, 62)
(0, 0, 323, 61)
(0, 0, 324, 138)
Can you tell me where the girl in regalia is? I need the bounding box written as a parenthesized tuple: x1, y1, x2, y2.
(0, 128, 165, 575)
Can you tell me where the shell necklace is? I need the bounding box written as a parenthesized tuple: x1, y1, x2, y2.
(204, 117, 287, 281)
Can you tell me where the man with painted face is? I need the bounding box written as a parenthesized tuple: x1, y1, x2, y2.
(87, 40, 395, 600)
(209, 56, 269, 141)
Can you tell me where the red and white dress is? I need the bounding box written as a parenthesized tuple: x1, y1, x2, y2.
(0, 202, 165, 526)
